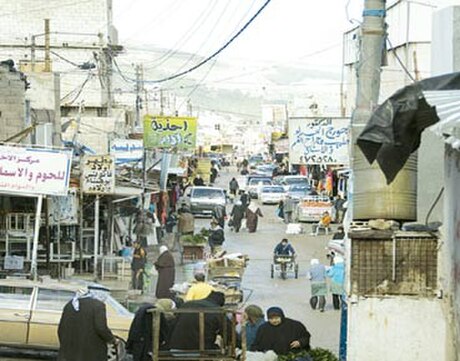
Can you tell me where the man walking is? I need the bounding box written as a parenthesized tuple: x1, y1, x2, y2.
(58, 286, 116, 361)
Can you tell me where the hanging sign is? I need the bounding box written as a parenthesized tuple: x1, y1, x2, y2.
(110, 139, 143, 164)
(143, 115, 197, 150)
(81, 155, 115, 194)
(288, 117, 350, 165)
(0, 144, 72, 196)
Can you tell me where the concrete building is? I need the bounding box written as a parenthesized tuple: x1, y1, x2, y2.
(0, 64, 27, 142)
(0, 0, 120, 115)
(344, 2, 460, 360)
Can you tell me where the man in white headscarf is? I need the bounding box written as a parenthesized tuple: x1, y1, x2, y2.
(154, 245, 176, 299)
(58, 285, 116, 361)
(308, 259, 327, 312)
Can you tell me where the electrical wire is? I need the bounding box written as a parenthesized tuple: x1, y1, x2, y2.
(425, 187, 444, 226)
(139, 0, 273, 84)
(160, 0, 259, 92)
(50, 50, 80, 67)
(142, 0, 219, 69)
(60, 72, 94, 104)
(386, 37, 416, 82)
(177, 60, 218, 110)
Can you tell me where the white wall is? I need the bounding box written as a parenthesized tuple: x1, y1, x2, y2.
(444, 142, 460, 356)
(347, 297, 447, 361)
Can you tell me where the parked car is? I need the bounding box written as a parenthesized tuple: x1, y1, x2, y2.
(273, 175, 311, 191)
(259, 185, 286, 204)
(246, 177, 272, 199)
(0, 278, 132, 360)
(248, 155, 264, 169)
(286, 184, 317, 200)
(295, 195, 333, 222)
(180, 186, 227, 215)
(251, 164, 277, 178)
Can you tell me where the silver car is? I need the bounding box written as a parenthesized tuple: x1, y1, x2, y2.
(182, 186, 226, 216)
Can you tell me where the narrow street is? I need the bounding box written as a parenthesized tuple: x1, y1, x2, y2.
(193, 168, 341, 351)
(0, 169, 340, 360)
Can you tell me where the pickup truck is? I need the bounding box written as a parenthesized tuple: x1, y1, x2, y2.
(294, 195, 333, 222)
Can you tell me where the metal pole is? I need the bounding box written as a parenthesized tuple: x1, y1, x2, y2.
(53, 73, 61, 146)
(31, 36, 36, 72)
(94, 195, 100, 278)
(350, 0, 387, 219)
(31, 195, 44, 280)
(57, 200, 61, 279)
(135, 64, 142, 129)
(79, 191, 84, 273)
(44, 19, 51, 72)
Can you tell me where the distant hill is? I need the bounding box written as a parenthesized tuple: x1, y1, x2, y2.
(115, 44, 342, 120)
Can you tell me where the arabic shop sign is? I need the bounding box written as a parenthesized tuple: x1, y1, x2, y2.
(143, 115, 197, 150)
(0, 144, 72, 196)
(110, 139, 143, 164)
(288, 117, 350, 165)
(81, 155, 115, 194)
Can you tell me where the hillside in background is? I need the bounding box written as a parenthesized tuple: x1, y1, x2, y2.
(115, 44, 342, 120)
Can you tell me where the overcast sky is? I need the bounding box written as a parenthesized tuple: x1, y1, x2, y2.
(114, 0, 363, 69)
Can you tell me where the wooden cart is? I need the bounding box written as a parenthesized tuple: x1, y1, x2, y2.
(150, 308, 247, 361)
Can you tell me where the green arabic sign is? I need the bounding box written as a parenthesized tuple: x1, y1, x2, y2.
(143, 115, 197, 150)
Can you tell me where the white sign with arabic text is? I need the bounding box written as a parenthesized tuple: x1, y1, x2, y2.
(0, 145, 72, 196)
(289, 117, 350, 165)
(81, 155, 115, 194)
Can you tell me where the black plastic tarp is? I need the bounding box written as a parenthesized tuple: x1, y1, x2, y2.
(357, 72, 460, 184)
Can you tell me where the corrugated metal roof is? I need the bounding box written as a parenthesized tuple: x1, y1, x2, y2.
(423, 90, 460, 138)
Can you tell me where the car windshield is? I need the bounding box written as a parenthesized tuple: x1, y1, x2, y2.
(249, 178, 271, 185)
(262, 186, 284, 193)
(285, 178, 309, 185)
(106, 294, 132, 316)
(289, 185, 310, 192)
(193, 188, 224, 199)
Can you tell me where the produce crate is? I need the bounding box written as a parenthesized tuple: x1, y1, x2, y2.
(181, 244, 205, 263)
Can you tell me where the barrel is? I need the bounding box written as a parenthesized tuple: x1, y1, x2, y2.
(353, 150, 417, 221)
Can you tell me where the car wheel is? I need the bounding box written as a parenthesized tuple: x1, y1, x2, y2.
(108, 338, 129, 361)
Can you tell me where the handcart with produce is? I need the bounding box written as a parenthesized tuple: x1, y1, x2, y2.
(206, 254, 248, 305)
(178, 228, 209, 264)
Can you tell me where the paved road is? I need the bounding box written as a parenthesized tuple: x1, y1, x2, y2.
(206, 167, 341, 352)
(0, 167, 341, 359)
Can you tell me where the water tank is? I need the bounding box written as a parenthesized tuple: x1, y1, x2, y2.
(353, 150, 417, 221)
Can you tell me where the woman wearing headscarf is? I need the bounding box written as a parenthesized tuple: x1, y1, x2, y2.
(251, 307, 311, 356)
(308, 259, 327, 312)
(154, 245, 176, 299)
(230, 200, 245, 233)
(246, 203, 263, 233)
(242, 305, 265, 350)
(326, 255, 345, 310)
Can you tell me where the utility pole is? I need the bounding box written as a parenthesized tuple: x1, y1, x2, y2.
(44, 19, 51, 72)
(135, 64, 143, 129)
(345, 2, 386, 359)
(98, 33, 113, 117)
(350, 0, 387, 219)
